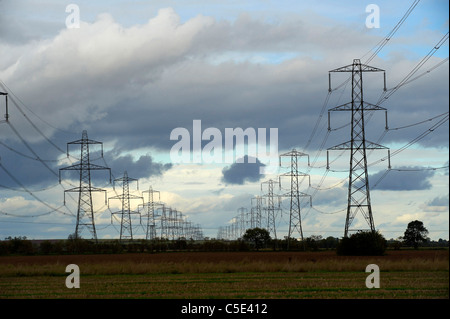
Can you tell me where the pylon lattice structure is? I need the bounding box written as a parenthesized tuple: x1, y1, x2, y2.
(279, 149, 312, 249)
(261, 179, 282, 242)
(139, 186, 161, 240)
(327, 59, 391, 237)
(59, 130, 111, 242)
(237, 207, 247, 238)
(250, 195, 265, 229)
(108, 171, 143, 242)
(159, 204, 168, 239)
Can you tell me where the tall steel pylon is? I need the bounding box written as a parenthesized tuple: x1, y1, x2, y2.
(59, 130, 111, 242)
(327, 59, 390, 237)
(139, 186, 161, 240)
(279, 149, 312, 249)
(237, 207, 248, 238)
(108, 171, 143, 242)
(250, 195, 265, 229)
(160, 204, 169, 239)
(261, 179, 282, 242)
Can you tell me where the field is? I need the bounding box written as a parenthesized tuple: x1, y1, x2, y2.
(0, 250, 448, 299)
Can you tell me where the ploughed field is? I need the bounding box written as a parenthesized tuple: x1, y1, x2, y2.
(0, 250, 448, 299)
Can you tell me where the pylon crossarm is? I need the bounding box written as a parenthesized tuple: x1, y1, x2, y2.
(329, 101, 386, 112)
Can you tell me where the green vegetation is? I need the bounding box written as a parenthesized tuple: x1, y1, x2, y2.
(1, 232, 448, 256)
(1, 271, 448, 299)
(336, 231, 387, 256)
(403, 220, 429, 249)
(0, 250, 448, 299)
(242, 228, 271, 250)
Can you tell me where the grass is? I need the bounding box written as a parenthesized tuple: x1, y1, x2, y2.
(1, 271, 448, 299)
(0, 250, 448, 299)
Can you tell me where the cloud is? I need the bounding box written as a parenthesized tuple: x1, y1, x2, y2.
(0, 6, 448, 158)
(104, 151, 172, 180)
(428, 195, 449, 206)
(0, 3, 448, 240)
(422, 194, 449, 213)
(370, 167, 436, 191)
(222, 155, 265, 185)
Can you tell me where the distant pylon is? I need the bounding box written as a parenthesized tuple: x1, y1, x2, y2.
(59, 130, 111, 242)
(139, 186, 161, 240)
(237, 207, 247, 238)
(261, 179, 282, 243)
(251, 195, 265, 229)
(327, 59, 391, 237)
(279, 149, 312, 249)
(160, 204, 168, 239)
(108, 171, 143, 242)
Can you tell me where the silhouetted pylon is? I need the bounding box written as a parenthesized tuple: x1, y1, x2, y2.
(59, 130, 111, 242)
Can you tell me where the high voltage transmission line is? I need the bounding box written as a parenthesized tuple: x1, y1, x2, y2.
(327, 59, 391, 237)
(279, 149, 311, 249)
(108, 171, 144, 242)
(0, 86, 207, 241)
(0, 2, 448, 241)
(216, 2, 447, 240)
(59, 130, 111, 242)
(139, 186, 161, 240)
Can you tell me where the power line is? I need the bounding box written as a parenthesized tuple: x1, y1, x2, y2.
(59, 130, 111, 241)
(362, 0, 421, 64)
(0, 181, 60, 193)
(0, 80, 77, 136)
(377, 32, 449, 105)
(0, 140, 60, 162)
(0, 162, 74, 217)
(299, 2, 425, 220)
(6, 121, 58, 178)
(388, 111, 449, 131)
(385, 57, 449, 91)
(5, 93, 68, 155)
(0, 206, 65, 218)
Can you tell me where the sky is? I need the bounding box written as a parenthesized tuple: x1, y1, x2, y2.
(0, 0, 448, 241)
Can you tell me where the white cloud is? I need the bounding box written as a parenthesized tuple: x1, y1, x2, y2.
(0, 2, 448, 240)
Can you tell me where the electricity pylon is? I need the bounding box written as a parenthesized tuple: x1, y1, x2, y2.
(108, 171, 143, 242)
(139, 186, 161, 240)
(327, 59, 390, 237)
(279, 149, 312, 249)
(160, 204, 168, 239)
(261, 179, 282, 243)
(250, 196, 265, 229)
(59, 130, 111, 242)
(237, 207, 247, 238)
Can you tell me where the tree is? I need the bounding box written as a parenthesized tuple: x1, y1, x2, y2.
(242, 228, 271, 251)
(336, 231, 387, 256)
(403, 220, 429, 249)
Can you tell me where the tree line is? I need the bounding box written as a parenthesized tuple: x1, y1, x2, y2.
(1, 220, 447, 256)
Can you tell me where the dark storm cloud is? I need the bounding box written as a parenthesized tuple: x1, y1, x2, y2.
(0, 6, 448, 178)
(370, 167, 436, 191)
(222, 155, 265, 185)
(0, 134, 171, 189)
(0, 137, 66, 189)
(104, 151, 172, 181)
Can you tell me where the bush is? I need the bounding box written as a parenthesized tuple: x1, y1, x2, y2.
(337, 231, 387, 256)
(242, 228, 271, 251)
(3, 236, 35, 255)
(39, 240, 54, 255)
